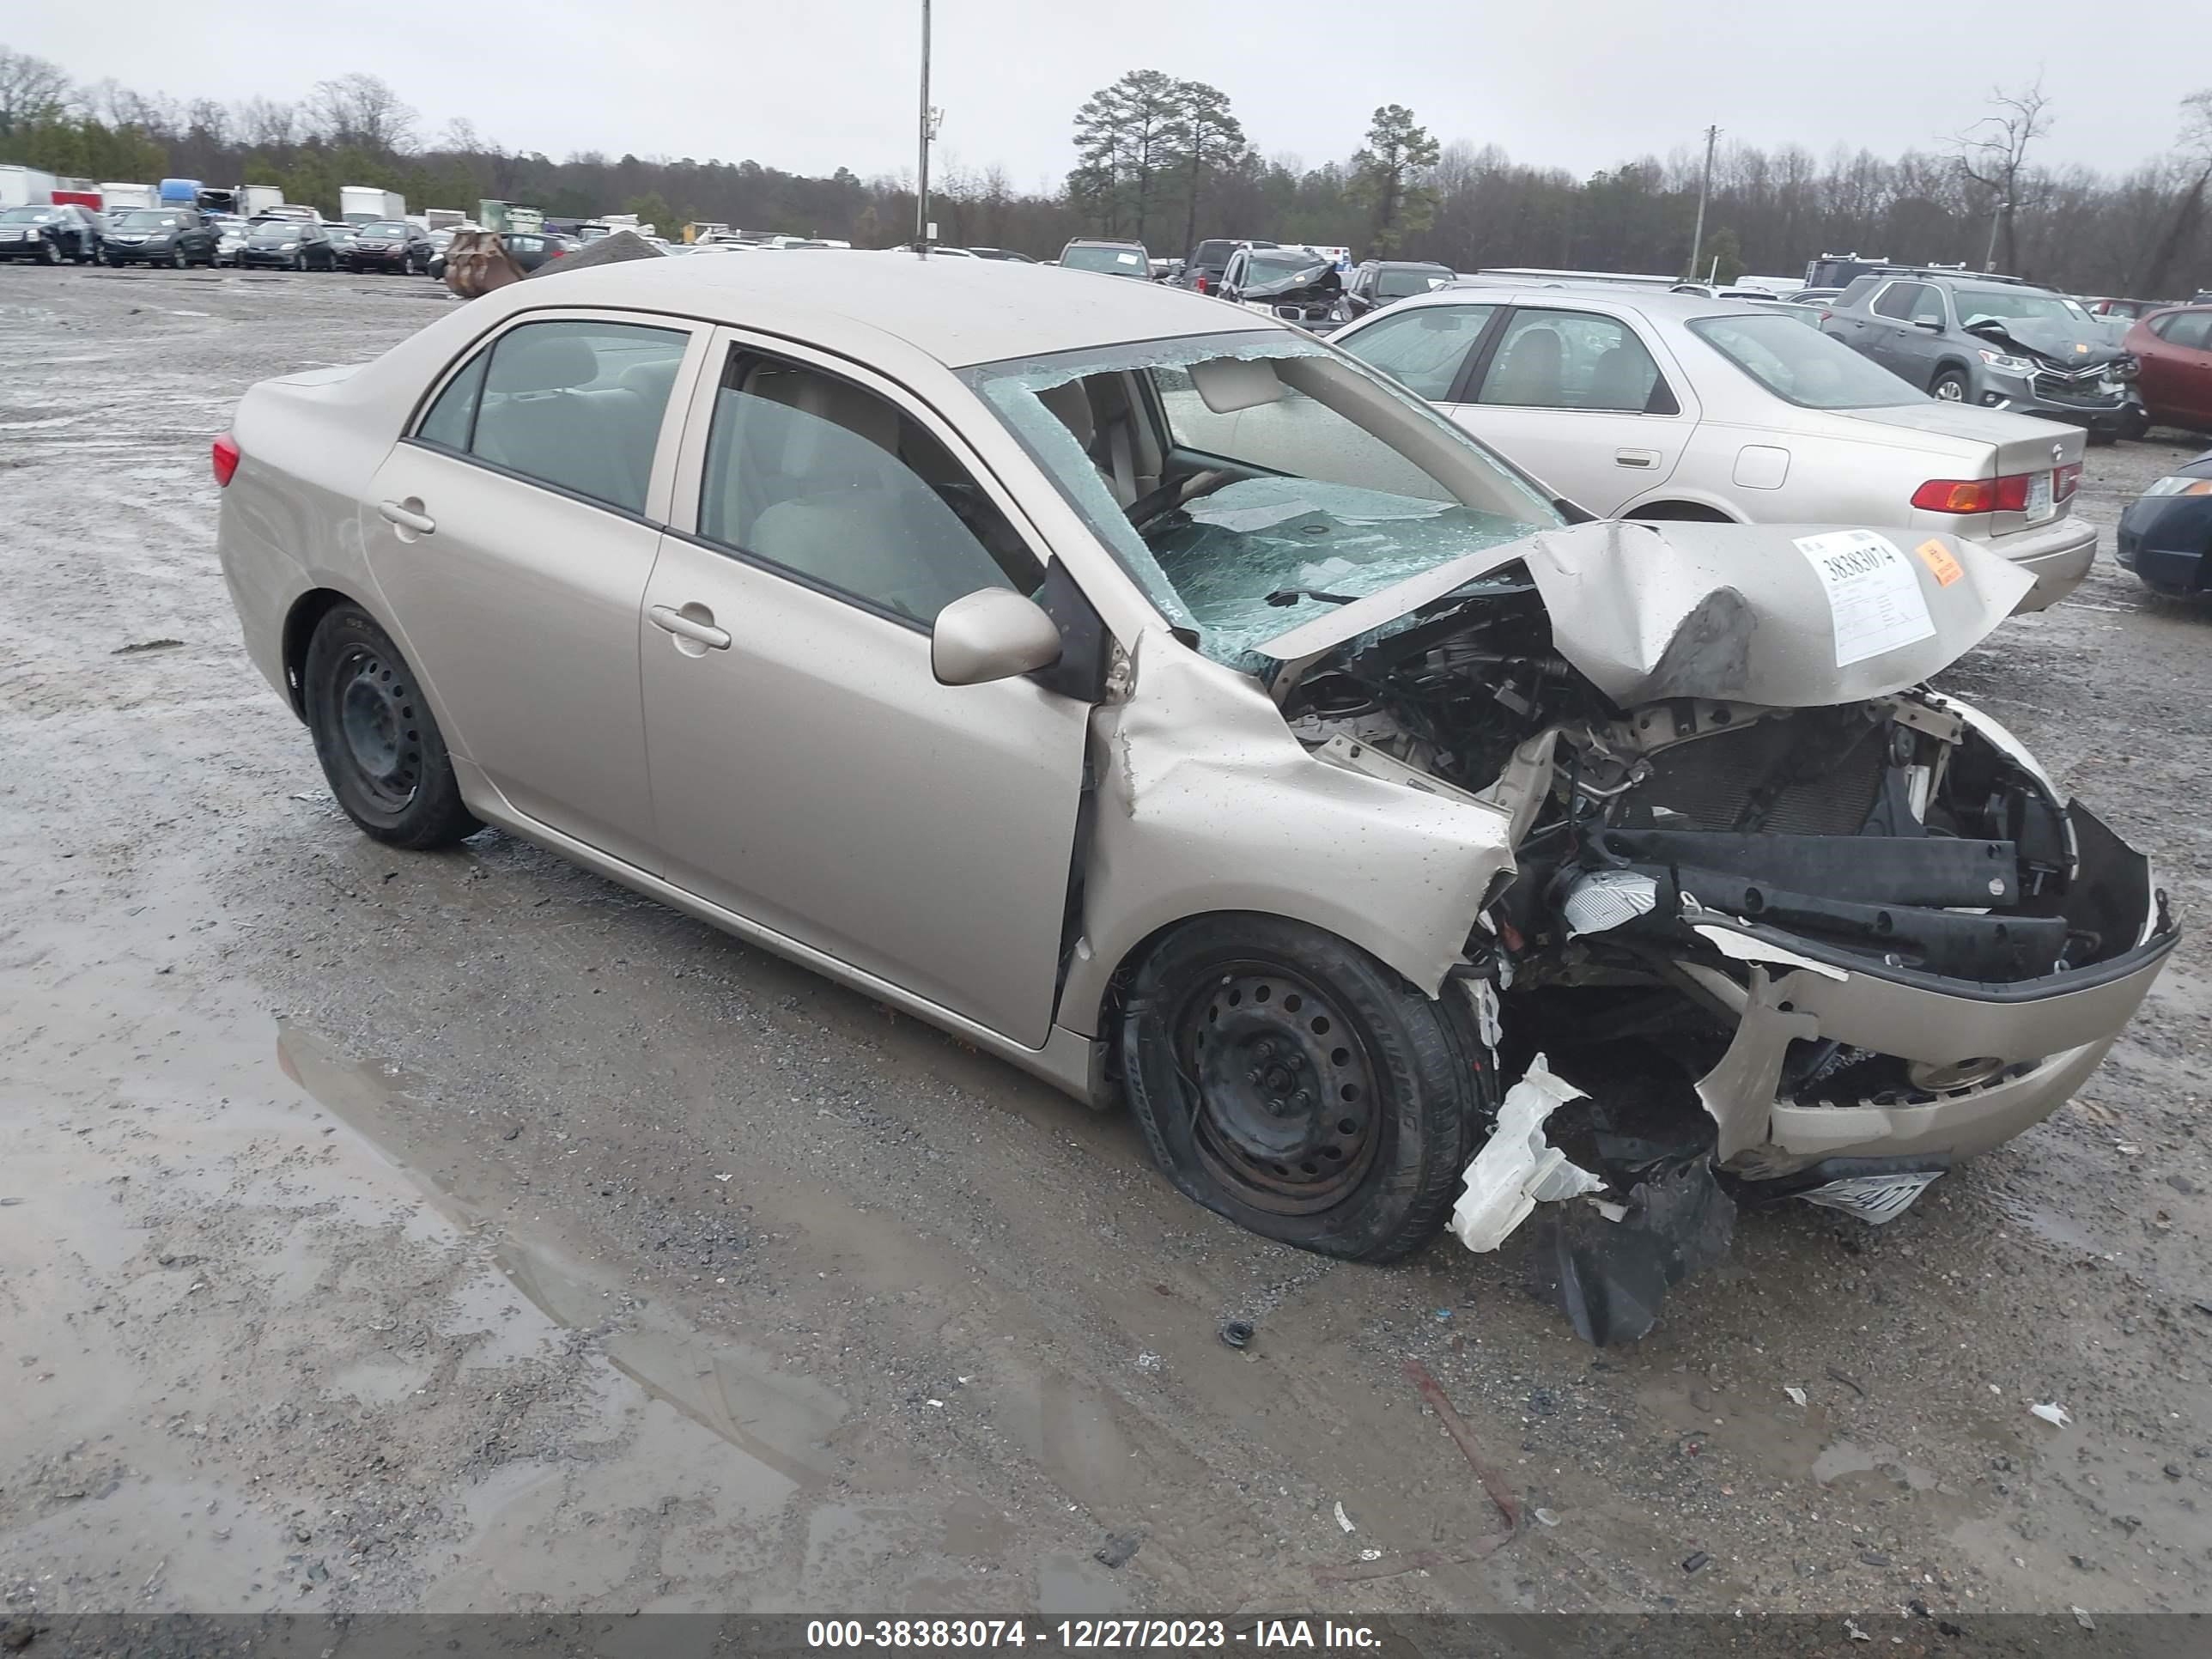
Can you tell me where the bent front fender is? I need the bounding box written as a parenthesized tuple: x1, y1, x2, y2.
(1055, 631, 1517, 1037)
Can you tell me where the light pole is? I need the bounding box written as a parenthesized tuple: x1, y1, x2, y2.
(916, 0, 933, 246)
(1687, 124, 1718, 281)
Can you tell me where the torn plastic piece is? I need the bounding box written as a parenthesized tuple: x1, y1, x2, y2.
(1524, 1159, 1737, 1346)
(1334, 1500, 1356, 1534)
(1690, 923, 1850, 981)
(1784, 1386, 1808, 1407)
(1449, 1054, 1603, 1252)
(1796, 1168, 1943, 1224)
(2030, 1401, 2071, 1427)
(1561, 869, 1660, 939)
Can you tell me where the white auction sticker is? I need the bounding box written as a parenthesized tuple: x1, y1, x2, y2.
(1793, 529, 1936, 666)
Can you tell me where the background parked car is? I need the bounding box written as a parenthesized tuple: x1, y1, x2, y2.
(238, 218, 337, 270)
(1180, 237, 1277, 294)
(347, 219, 432, 274)
(966, 246, 1036, 262)
(2122, 307, 2212, 434)
(1820, 269, 2135, 438)
(100, 206, 218, 267)
(1057, 238, 1152, 278)
(2117, 447, 2212, 596)
(0, 203, 102, 264)
(1217, 245, 1341, 326)
(1339, 259, 1456, 320)
(1331, 285, 2095, 609)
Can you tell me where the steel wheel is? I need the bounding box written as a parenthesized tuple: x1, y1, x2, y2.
(331, 643, 422, 815)
(1176, 963, 1383, 1215)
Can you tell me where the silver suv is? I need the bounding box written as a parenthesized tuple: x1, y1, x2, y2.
(1821, 269, 2134, 437)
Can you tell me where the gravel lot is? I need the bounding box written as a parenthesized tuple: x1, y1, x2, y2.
(3, 267, 2209, 1620)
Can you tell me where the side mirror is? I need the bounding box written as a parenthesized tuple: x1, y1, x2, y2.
(1913, 317, 1944, 331)
(931, 588, 1062, 687)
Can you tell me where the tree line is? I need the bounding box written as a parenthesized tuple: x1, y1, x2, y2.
(3, 44, 2209, 295)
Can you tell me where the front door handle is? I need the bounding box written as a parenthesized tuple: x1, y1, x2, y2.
(649, 604, 732, 651)
(378, 499, 436, 535)
(1614, 449, 1660, 468)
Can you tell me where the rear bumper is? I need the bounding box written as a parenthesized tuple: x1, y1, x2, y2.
(1970, 513, 2097, 611)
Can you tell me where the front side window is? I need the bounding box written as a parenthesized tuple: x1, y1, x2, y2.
(413, 319, 689, 515)
(963, 332, 1561, 665)
(1338, 303, 1496, 400)
(1689, 313, 1922, 409)
(1476, 309, 1668, 412)
(696, 354, 1039, 627)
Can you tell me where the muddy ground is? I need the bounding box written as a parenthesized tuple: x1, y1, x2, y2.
(3, 267, 2210, 1620)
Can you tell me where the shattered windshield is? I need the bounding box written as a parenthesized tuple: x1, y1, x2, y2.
(961, 331, 1561, 667)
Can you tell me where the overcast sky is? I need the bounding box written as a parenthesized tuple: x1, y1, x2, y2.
(16, 2, 2205, 188)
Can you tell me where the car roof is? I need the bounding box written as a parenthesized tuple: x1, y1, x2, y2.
(482, 249, 1277, 367)
(1414, 283, 1773, 321)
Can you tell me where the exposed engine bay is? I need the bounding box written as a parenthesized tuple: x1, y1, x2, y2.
(1273, 566, 2171, 1342)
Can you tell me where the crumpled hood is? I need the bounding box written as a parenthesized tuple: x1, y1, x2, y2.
(1257, 518, 2034, 708)
(1968, 315, 2129, 368)
(1243, 263, 1342, 302)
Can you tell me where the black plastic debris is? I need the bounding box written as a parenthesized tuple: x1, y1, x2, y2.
(1094, 1533, 1141, 1569)
(1682, 1551, 1711, 1574)
(1219, 1320, 1254, 1350)
(1526, 1159, 1736, 1346)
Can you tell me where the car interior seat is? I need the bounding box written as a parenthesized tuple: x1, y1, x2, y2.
(473, 330, 653, 511)
(1489, 326, 1564, 406)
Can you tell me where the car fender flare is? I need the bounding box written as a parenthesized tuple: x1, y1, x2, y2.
(277, 583, 474, 766)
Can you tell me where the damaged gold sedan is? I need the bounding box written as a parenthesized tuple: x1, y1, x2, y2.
(214, 254, 2176, 1342)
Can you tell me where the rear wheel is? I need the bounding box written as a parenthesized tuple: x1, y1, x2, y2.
(291, 252, 306, 272)
(169, 248, 185, 270)
(39, 238, 60, 266)
(1119, 915, 1490, 1262)
(303, 605, 482, 849)
(1930, 367, 1971, 402)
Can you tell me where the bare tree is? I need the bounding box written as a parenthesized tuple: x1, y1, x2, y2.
(2135, 91, 2212, 299)
(1953, 80, 2053, 273)
(235, 95, 298, 150)
(0, 46, 72, 135)
(308, 72, 416, 153)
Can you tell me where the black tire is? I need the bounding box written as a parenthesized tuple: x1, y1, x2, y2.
(292, 252, 306, 272)
(169, 248, 185, 270)
(303, 605, 481, 849)
(39, 238, 61, 266)
(1930, 366, 1971, 403)
(1118, 913, 1492, 1262)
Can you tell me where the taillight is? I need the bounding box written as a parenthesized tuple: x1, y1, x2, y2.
(2056, 462, 2081, 501)
(1912, 471, 2049, 514)
(1194, 274, 1209, 294)
(1911, 477, 1996, 514)
(212, 432, 240, 487)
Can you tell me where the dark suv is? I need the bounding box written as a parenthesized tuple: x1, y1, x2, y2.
(1340, 259, 1456, 320)
(1821, 268, 2135, 436)
(1182, 237, 1277, 295)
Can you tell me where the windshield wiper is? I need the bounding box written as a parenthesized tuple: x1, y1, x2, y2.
(1266, 586, 1361, 608)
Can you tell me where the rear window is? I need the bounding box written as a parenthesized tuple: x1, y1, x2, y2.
(1062, 243, 1148, 273)
(1376, 266, 1453, 301)
(1691, 313, 1923, 409)
(1192, 240, 1239, 266)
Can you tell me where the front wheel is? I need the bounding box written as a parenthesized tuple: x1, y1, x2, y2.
(1118, 914, 1490, 1262)
(1930, 367, 1971, 403)
(39, 239, 61, 266)
(291, 252, 306, 271)
(169, 248, 185, 270)
(303, 605, 483, 849)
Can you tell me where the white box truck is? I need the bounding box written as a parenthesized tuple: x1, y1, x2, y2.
(339, 185, 406, 224)
(0, 166, 58, 209)
(99, 182, 156, 212)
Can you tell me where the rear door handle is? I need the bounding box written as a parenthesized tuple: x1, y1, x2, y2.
(1614, 449, 1660, 468)
(378, 500, 435, 534)
(649, 604, 732, 650)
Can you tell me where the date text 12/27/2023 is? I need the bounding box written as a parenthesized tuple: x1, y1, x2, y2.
(805, 1620, 1382, 1650)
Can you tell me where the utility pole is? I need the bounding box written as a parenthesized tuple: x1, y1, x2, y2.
(915, 0, 933, 246)
(1687, 124, 1718, 281)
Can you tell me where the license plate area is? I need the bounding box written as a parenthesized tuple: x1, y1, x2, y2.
(2026, 471, 2054, 522)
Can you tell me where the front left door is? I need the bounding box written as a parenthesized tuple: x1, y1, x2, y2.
(362, 312, 705, 872)
(1442, 305, 1693, 515)
(640, 334, 1092, 1046)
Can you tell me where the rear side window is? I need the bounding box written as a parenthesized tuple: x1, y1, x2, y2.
(695, 353, 1039, 626)
(2160, 311, 2212, 350)
(1338, 304, 1496, 400)
(415, 319, 690, 515)
(1476, 310, 1672, 413)
(1872, 282, 1929, 321)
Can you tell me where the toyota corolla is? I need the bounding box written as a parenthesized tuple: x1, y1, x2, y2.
(214, 254, 2176, 1341)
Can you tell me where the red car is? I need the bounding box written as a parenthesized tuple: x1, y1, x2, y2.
(2124, 307, 2212, 432)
